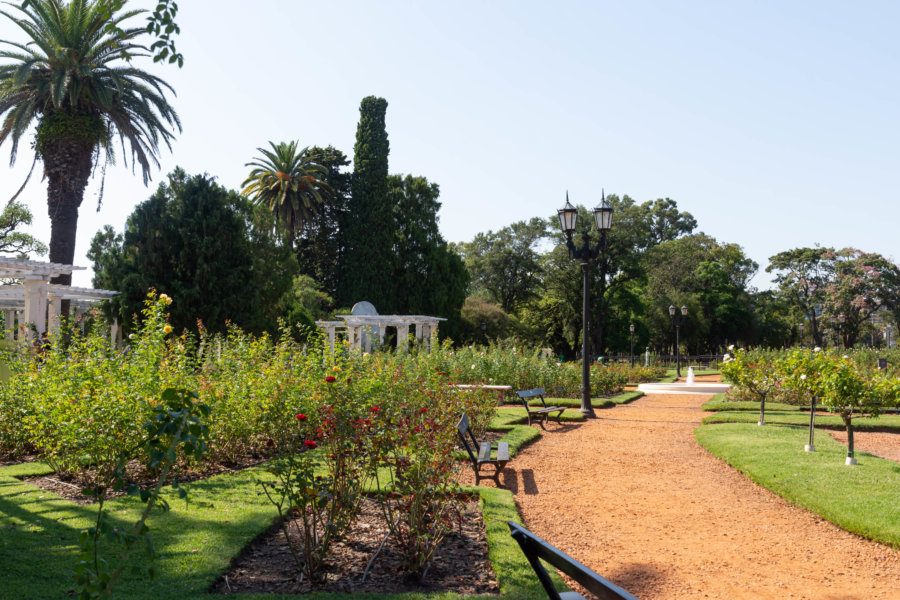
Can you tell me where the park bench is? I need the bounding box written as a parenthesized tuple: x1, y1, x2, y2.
(516, 388, 565, 429)
(453, 383, 514, 402)
(457, 413, 509, 484)
(508, 522, 639, 600)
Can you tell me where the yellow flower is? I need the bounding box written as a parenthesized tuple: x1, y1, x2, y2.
(332, 366, 341, 372)
(159, 293, 173, 305)
(163, 325, 173, 334)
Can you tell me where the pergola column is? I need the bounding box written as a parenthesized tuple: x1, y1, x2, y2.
(47, 292, 62, 335)
(4, 310, 14, 342)
(23, 276, 48, 339)
(110, 318, 119, 349)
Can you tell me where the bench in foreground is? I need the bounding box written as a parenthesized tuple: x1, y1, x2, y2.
(508, 521, 639, 600)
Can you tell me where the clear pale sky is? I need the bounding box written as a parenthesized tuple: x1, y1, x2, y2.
(1, 0, 898, 289)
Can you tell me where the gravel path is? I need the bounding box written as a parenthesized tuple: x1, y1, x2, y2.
(470, 377, 900, 599)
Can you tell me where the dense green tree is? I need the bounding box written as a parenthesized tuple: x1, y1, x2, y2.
(293, 146, 351, 300)
(88, 169, 297, 335)
(766, 247, 833, 347)
(456, 217, 548, 312)
(821, 249, 900, 348)
(0, 0, 180, 284)
(241, 141, 332, 238)
(0, 201, 46, 257)
(340, 96, 394, 309)
(643, 234, 756, 353)
(388, 174, 468, 339)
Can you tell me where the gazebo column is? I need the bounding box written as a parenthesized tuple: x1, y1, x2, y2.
(47, 292, 62, 335)
(23, 276, 49, 338)
(397, 323, 410, 352)
(327, 325, 337, 354)
(363, 326, 373, 353)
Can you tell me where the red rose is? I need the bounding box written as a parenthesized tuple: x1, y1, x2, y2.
(296, 413, 307, 421)
(370, 406, 380, 413)
(420, 408, 427, 414)
(266, 439, 275, 447)
(325, 376, 336, 383)
(304, 440, 317, 449)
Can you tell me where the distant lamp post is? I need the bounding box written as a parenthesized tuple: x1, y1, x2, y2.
(798, 322, 804, 347)
(557, 191, 613, 418)
(669, 305, 688, 378)
(629, 323, 635, 368)
(838, 312, 845, 348)
(480, 320, 487, 344)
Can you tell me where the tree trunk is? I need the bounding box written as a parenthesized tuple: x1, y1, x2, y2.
(42, 135, 94, 286)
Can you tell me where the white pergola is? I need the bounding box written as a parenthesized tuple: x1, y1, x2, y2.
(0, 257, 118, 340)
(317, 314, 446, 353)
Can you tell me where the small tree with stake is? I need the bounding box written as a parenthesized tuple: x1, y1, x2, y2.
(819, 356, 899, 465)
(720, 347, 781, 426)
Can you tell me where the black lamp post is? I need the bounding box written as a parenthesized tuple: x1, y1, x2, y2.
(798, 322, 804, 347)
(669, 305, 688, 378)
(557, 191, 613, 418)
(480, 320, 487, 344)
(629, 323, 635, 368)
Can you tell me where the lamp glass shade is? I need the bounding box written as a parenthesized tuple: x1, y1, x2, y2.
(557, 198, 577, 234)
(593, 197, 613, 232)
(681, 305, 688, 316)
(669, 305, 676, 316)
(629, 323, 635, 333)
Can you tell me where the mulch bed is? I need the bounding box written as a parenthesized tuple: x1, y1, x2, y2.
(211, 496, 500, 596)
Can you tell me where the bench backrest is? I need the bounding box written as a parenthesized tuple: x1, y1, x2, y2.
(456, 413, 480, 464)
(508, 522, 638, 600)
(516, 388, 548, 409)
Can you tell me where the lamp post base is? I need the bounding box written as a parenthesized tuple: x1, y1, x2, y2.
(845, 456, 857, 466)
(804, 444, 815, 452)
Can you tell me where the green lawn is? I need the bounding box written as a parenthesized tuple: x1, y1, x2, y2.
(0, 456, 557, 600)
(696, 423, 900, 548)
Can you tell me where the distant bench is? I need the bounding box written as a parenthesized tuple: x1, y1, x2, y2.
(516, 388, 565, 429)
(453, 384, 513, 401)
(457, 413, 508, 484)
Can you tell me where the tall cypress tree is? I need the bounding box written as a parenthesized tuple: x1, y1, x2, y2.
(340, 96, 396, 311)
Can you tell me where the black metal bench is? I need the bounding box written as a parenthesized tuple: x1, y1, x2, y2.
(516, 388, 565, 429)
(457, 413, 509, 484)
(508, 522, 639, 600)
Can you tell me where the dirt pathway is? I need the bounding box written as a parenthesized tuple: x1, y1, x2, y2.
(474, 378, 900, 599)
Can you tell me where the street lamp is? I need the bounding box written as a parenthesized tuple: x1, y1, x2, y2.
(669, 305, 688, 378)
(557, 191, 613, 418)
(629, 323, 635, 368)
(480, 320, 487, 344)
(798, 322, 804, 347)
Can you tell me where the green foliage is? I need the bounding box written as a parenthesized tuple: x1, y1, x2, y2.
(75, 387, 209, 599)
(457, 217, 548, 312)
(293, 145, 351, 300)
(388, 173, 468, 338)
(89, 169, 297, 336)
(457, 296, 525, 345)
(340, 96, 394, 308)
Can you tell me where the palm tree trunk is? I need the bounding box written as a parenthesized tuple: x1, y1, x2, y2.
(42, 136, 94, 286)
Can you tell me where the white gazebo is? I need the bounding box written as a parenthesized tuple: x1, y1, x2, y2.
(317, 304, 445, 354)
(0, 257, 118, 341)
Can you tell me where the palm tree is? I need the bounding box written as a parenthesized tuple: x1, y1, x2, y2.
(241, 141, 332, 238)
(0, 0, 180, 285)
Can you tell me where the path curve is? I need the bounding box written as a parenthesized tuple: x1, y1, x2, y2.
(473, 377, 900, 599)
